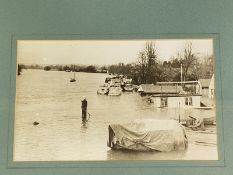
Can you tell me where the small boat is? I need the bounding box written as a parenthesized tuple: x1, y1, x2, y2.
(108, 85, 122, 96)
(107, 119, 188, 151)
(183, 116, 216, 127)
(70, 72, 76, 82)
(97, 84, 109, 95)
(123, 84, 134, 92)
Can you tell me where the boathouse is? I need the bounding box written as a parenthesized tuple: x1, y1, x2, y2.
(150, 94, 201, 108)
(138, 84, 201, 108)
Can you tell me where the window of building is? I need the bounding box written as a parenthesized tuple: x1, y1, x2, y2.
(160, 97, 168, 107)
(189, 97, 192, 105)
(185, 97, 193, 106)
(185, 97, 189, 105)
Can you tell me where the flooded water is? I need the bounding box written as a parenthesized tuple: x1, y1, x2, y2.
(14, 69, 218, 161)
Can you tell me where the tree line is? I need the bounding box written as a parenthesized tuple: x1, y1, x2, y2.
(18, 64, 108, 73)
(108, 42, 214, 85)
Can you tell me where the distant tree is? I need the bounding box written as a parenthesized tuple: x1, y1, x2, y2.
(63, 65, 71, 71)
(44, 66, 51, 71)
(199, 54, 214, 78)
(100, 65, 107, 73)
(58, 65, 63, 71)
(85, 65, 97, 73)
(170, 56, 182, 68)
(189, 59, 201, 80)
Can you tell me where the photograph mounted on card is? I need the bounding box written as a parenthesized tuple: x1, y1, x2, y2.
(14, 38, 218, 162)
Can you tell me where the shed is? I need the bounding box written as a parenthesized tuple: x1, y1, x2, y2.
(197, 74, 215, 98)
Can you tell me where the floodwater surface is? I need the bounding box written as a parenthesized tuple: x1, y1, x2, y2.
(14, 69, 218, 161)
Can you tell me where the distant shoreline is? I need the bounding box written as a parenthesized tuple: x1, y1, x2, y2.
(20, 68, 108, 74)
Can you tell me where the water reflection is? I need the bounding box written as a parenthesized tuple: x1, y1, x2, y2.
(81, 121, 89, 130)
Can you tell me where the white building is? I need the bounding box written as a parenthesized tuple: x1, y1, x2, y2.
(150, 94, 201, 108)
(138, 84, 201, 108)
(197, 74, 215, 98)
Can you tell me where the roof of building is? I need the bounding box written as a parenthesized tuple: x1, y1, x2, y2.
(151, 94, 201, 97)
(138, 84, 185, 94)
(199, 79, 211, 88)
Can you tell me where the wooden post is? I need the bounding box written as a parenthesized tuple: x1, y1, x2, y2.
(181, 64, 182, 83)
(178, 102, 181, 123)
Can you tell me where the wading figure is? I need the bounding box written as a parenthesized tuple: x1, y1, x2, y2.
(81, 96, 88, 122)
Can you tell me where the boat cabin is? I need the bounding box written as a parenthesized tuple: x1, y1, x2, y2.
(110, 78, 122, 85)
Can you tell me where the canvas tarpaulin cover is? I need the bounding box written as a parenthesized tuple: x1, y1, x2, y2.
(108, 119, 188, 152)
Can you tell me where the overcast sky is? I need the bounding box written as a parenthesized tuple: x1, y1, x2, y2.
(17, 39, 213, 65)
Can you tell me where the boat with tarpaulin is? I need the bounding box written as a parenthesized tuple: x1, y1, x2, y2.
(107, 119, 188, 152)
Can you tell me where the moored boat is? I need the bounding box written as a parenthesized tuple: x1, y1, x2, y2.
(97, 84, 109, 95)
(70, 78, 76, 82)
(107, 119, 188, 151)
(182, 116, 216, 127)
(108, 85, 122, 96)
(70, 72, 76, 82)
(123, 84, 134, 92)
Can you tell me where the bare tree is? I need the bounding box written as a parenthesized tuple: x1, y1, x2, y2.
(137, 42, 158, 84)
(179, 42, 198, 81)
(137, 51, 147, 83)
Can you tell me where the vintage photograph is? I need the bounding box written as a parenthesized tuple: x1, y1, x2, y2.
(14, 39, 217, 161)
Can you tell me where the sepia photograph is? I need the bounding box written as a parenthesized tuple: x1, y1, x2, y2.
(14, 39, 217, 161)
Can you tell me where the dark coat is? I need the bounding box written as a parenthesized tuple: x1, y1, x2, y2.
(81, 99, 87, 109)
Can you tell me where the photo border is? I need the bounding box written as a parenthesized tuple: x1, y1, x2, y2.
(7, 33, 225, 169)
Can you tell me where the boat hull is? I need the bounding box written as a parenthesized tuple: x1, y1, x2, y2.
(97, 88, 109, 95)
(123, 84, 134, 92)
(108, 87, 122, 96)
(70, 78, 76, 82)
(123, 87, 134, 92)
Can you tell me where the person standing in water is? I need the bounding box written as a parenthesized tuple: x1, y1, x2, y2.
(81, 96, 88, 122)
